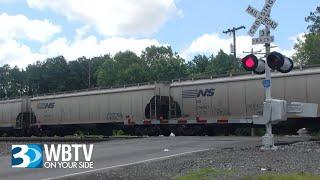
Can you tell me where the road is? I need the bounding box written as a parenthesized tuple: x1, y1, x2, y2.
(0, 136, 307, 180)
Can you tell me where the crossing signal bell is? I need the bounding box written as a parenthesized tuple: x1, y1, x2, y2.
(241, 52, 293, 74)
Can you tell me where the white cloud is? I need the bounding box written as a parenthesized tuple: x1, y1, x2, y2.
(0, 39, 44, 68)
(75, 25, 91, 39)
(278, 32, 307, 58)
(40, 36, 165, 60)
(289, 32, 306, 44)
(0, 13, 61, 42)
(1, 35, 165, 68)
(27, 0, 182, 36)
(180, 32, 308, 60)
(181, 33, 265, 60)
(0, 13, 60, 68)
(280, 49, 296, 57)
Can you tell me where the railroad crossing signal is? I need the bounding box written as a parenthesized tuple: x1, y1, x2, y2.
(241, 52, 293, 74)
(246, 0, 278, 37)
(244, 0, 318, 151)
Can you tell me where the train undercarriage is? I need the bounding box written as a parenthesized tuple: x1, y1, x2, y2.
(1, 118, 319, 137)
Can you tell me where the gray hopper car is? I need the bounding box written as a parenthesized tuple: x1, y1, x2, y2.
(1, 67, 320, 136)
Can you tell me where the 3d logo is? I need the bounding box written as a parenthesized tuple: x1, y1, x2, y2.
(12, 144, 43, 168)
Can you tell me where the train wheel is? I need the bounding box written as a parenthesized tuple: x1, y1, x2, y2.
(134, 127, 143, 136)
(12, 130, 21, 137)
(148, 126, 160, 136)
(160, 125, 172, 136)
(183, 127, 194, 136)
(193, 126, 205, 136)
(206, 125, 216, 136)
(173, 126, 184, 136)
(161, 129, 171, 136)
(126, 126, 136, 136)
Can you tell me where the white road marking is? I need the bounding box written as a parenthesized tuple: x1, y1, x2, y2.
(43, 148, 211, 180)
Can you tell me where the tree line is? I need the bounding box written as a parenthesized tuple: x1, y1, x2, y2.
(293, 6, 320, 66)
(0, 47, 238, 99)
(0, 6, 319, 99)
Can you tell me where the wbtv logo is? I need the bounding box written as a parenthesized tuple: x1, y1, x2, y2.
(11, 144, 94, 169)
(12, 144, 43, 168)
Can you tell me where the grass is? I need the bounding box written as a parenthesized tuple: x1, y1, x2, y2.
(112, 129, 126, 136)
(173, 168, 233, 180)
(244, 172, 320, 180)
(310, 130, 320, 141)
(175, 168, 320, 180)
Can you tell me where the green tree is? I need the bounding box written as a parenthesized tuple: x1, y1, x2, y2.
(25, 61, 43, 95)
(67, 57, 90, 90)
(24, 56, 69, 94)
(293, 6, 320, 65)
(293, 33, 320, 66)
(113, 51, 147, 84)
(187, 55, 210, 77)
(96, 56, 118, 87)
(90, 55, 108, 87)
(141, 45, 187, 81)
(97, 51, 149, 86)
(8, 66, 25, 97)
(306, 6, 320, 33)
(122, 63, 148, 84)
(67, 55, 107, 90)
(205, 50, 235, 75)
(0, 65, 26, 98)
(0, 65, 11, 98)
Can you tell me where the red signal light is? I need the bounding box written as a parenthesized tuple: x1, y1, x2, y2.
(245, 57, 255, 68)
(242, 54, 258, 71)
(241, 54, 265, 74)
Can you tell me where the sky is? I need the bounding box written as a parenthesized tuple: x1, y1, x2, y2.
(0, 0, 319, 68)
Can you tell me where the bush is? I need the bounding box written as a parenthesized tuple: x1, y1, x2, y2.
(112, 129, 126, 136)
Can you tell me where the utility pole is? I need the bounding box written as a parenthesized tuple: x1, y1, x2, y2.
(88, 59, 91, 88)
(223, 26, 246, 72)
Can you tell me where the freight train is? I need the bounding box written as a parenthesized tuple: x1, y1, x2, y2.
(1, 67, 320, 136)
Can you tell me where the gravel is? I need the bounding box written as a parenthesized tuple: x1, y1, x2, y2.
(61, 141, 320, 180)
(0, 141, 12, 156)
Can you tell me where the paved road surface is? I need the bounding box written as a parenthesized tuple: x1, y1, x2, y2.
(0, 136, 306, 180)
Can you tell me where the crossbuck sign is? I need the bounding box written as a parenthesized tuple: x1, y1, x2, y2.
(246, 0, 279, 37)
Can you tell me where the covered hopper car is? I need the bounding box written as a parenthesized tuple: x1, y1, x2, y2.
(1, 67, 320, 136)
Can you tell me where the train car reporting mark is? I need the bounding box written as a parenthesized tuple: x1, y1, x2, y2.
(182, 88, 215, 98)
(37, 102, 55, 109)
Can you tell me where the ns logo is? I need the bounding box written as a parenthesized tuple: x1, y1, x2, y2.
(37, 102, 55, 109)
(182, 88, 215, 98)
